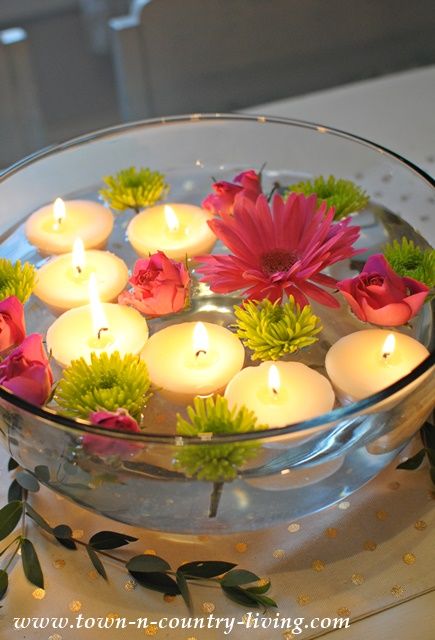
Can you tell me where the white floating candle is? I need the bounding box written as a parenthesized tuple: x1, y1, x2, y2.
(47, 274, 148, 368)
(325, 329, 430, 405)
(127, 203, 216, 261)
(225, 361, 335, 427)
(25, 198, 113, 254)
(140, 321, 245, 403)
(34, 238, 129, 314)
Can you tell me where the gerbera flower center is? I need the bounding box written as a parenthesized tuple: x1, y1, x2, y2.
(261, 250, 298, 275)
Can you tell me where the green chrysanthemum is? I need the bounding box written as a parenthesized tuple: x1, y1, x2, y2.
(174, 396, 265, 482)
(384, 237, 435, 288)
(99, 166, 169, 212)
(234, 297, 322, 361)
(0, 258, 36, 303)
(286, 175, 369, 220)
(55, 351, 152, 421)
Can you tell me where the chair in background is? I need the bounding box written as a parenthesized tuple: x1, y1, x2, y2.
(109, 0, 435, 122)
(0, 27, 44, 168)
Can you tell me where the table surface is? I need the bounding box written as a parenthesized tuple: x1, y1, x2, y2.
(250, 64, 435, 639)
(1, 65, 434, 640)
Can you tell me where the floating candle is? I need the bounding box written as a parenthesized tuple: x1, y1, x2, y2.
(225, 361, 335, 427)
(325, 329, 431, 405)
(46, 274, 148, 368)
(127, 203, 216, 261)
(140, 321, 245, 403)
(34, 238, 129, 314)
(25, 198, 113, 254)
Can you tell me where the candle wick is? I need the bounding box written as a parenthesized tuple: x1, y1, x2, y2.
(57, 218, 62, 226)
(272, 387, 278, 395)
(383, 352, 390, 360)
(97, 327, 109, 340)
(195, 349, 207, 357)
(76, 265, 82, 275)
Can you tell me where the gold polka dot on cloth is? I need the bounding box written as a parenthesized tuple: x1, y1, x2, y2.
(144, 549, 157, 555)
(273, 549, 286, 559)
(338, 501, 350, 510)
(414, 520, 427, 530)
(376, 510, 388, 521)
(32, 588, 45, 600)
(325, 527, 338, 538)
(48, 635, 63, 640)
(235, 542, 248, 553)
(163, 594, 175, 603)
(351, 573, 365, 585)
(312, 559, 326, 572)
(282, 632, 296, 640)
(391, 585, 405, 598)
(87, 570, 98, 581)
(53, 558, 66, 569)
(106, 613, 120, 620)
(124, 579, 136, 592)
(337, 607, 351, 617)
(202, 601, 215, 613)
(297, 593, 311, 606)
(403, 552, 416, 565)
(145, 624, 159, 636)
(72, 529, 84, 539)
(287, 523, 300, 533)
(363, 540, 377, 551)
(69, 600, 82, 613)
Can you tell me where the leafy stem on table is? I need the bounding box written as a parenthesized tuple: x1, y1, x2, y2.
(0, 458, 277, 612)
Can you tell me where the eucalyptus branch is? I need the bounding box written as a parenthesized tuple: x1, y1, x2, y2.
(0, 458, 277, 611)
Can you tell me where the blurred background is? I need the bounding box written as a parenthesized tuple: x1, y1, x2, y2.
(1, 0, 435, 168)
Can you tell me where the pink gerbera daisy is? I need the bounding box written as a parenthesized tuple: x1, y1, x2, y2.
(196, 192, 362, 308)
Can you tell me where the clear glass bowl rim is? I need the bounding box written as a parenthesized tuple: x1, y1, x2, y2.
(0, 113, 433, 445)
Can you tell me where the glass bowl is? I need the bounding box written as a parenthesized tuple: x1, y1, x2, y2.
(0, 114, 433, 534)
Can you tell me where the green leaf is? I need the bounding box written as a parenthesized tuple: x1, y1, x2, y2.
(25, 504, 52, 535)
(15, 471, 40, 493)
(34, 466, 50, 483)
(8, 480, 23, 503)
(7, 458, 19, 472)
(21, 539, 44, 589)
(129, 571, 180, 595)
(178, 561, 237, 578)
(221, 569, 261, 587)
(253, 594, 278, 608)
(0, 501, 22, 541)
(397, 449, 426, 470)
(86, 546, 107, 580)
(175, 570, 192, 611)
(89, 531, 137, 550)
(246, 580, 271, 594)
(0, 570, 8, 599)
(53, 525, 77, 550)
(126, 555, 170, 573)
(222, 585, 261, 607)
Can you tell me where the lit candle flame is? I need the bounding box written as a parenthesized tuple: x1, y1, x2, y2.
(72, 237, 85, 274)
(193, 321, 208, 357)
(53, 197, 66, 230)
(89, 273, 108, 339)
(382, 333, 396, 360)
(268, 364, 281, 395)
(164, 205, 180, 233)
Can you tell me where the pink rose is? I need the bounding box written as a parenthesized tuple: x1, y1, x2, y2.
(0, 296, 26, 355)
(0, 334, 53, 405)
(118, 251, 190, 317)
(83, 409, 141, 457)
(202, 170, 262, 216)
(337, 254, 429, 326)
